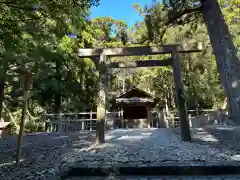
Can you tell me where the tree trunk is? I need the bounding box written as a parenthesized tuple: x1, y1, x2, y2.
(54, 93, 61, 114)
(201, 0, 240, 124)
(0, 70, 6, 121)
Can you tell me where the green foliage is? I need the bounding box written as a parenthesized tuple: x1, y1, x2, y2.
(0, 0, 100, 130)
(1, 0, 240, 134)
(124, 0, 240, 110)
(7, 123, 17, 136)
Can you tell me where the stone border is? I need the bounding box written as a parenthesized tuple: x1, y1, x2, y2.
(60, 165, 240, 179)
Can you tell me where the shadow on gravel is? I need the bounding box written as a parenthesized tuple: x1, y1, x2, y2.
(188, 126, 240, 152)
(173, 126, 240, 162)
(202, 125, 240, 151)
(0, 132, 95, 180)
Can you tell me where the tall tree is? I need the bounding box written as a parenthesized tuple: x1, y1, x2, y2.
(200, 0, 240, 123)
(136, 0, 240, 123)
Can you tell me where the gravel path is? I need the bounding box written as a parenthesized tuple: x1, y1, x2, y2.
(0, 132, 95, 180)
(1, 128, 240, 180)
(61, 128, 239, 171)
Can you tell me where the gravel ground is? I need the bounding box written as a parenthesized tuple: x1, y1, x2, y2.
(0, 132, 95, 180)
(173, 125, 240, 161)
(61, 128, 240, 171)
(66, 175, 240, 180)
(1, 127, 240, 180)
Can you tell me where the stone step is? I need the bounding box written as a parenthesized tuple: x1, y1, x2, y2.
(65, 175, 240, 180)
(60, 165, 240, 179)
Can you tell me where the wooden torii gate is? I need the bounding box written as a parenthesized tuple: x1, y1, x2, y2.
(78, 43, 202, 143)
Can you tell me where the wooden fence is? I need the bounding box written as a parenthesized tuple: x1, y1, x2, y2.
(45, 112, 96, 132)
(165, 109, 227, 128)
(45, 109, 227, 132)
(45, 111, 118, 132)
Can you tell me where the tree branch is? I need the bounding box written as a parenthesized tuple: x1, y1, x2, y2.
(167, 7, 201, 26)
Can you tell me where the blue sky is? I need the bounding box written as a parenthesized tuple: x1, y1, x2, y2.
(90, 0, 157, 27)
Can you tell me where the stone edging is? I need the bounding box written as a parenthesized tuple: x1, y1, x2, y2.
(59, 165, 240, 179)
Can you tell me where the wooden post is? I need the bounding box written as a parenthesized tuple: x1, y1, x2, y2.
(171, 49, 191, 141)
(43, 111, 47, 132)
(90, 111, 92, 131)
(50, 119, 53, 132)
(81, 120, 84, 131)
(164, 109, 168, 128)
(57, 113, 62, 133)
(96, 53, 107, 144)
(189, 114, 192, 128)
(16, 73, 33, 167)
(147, 106, 151, 128)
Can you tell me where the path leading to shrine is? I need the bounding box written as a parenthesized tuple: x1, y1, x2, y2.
(60, 127, 240, 178)
(1, 126, 240, 180)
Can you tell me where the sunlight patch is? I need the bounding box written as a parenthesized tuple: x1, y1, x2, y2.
(216, 126, 236, 131)
(105, 135, 115, 140)
(141, 133, 152, 136)
(195, 133, 218, 143)
(117, 135, 145, 140)
(0, 158, 25, 168)
(231, 154, 240, 161)
(232, 80, 239, 88)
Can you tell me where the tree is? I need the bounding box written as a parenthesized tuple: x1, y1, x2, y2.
(0, 0, 100, 129)
(200, 0, 240, 123)
(134, 0, 240, 123)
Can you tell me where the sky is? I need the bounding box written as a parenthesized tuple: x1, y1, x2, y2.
(90, 0, 157, 27)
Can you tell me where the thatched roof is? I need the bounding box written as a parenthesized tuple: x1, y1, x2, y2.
(117, 87, 154, 99)
(116, 87, 155, 104)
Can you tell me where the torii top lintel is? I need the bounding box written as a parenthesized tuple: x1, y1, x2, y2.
(78, 43, 202, 57)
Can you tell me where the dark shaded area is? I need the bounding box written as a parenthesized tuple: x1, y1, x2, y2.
(63, 165, 240, 178)
(123, 106, 147, 119)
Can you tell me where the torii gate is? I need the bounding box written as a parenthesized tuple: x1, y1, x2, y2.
(78, 43, 202, 144)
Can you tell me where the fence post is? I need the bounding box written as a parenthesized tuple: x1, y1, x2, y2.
(51, 118, 54, 132)
(90, 111, 93, 131)
(189, 114, 192, 128)
(81, 118, 84, 131)
(57, 113, 62, 133)
(43, 111, 47, 132)
(147, 106, 151, 128)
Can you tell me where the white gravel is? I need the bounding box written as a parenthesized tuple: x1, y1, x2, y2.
(62, 128, 239, 169)
(1, 128, 240, 180)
